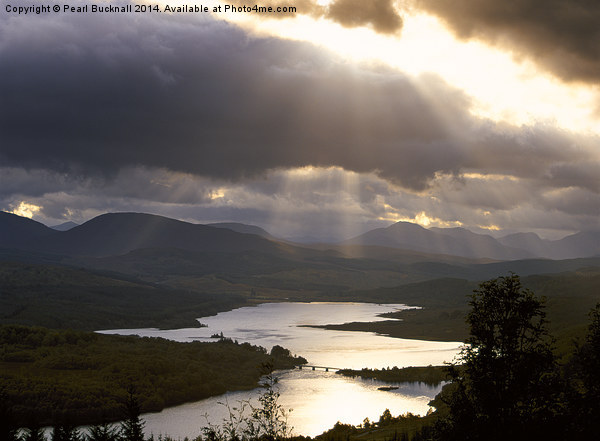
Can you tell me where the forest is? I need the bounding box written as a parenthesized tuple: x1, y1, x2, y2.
(336, 366, 448, 386)
(0, 326, 306, 428)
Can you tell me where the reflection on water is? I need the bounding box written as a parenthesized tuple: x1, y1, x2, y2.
(100, 302, 462, 438)
(100, 302, 461, 369)
(142, 370, 443, 439)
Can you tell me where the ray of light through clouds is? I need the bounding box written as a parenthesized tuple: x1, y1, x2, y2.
(217, 2, 600, 132)
(0, 0, 599, 239)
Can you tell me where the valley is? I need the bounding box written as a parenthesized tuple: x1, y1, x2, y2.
(1, 210, 599, 438)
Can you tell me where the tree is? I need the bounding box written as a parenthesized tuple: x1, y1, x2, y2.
(244, 367, 291, 441)
(377, 409, 393, 427)
(436, 274, 562, 441)
(120, 386, 145, 441)
(51, 421, 82, 441)
(22, 427, 47, 441)
(87, 422, 122, 441)
(202, 363, 292, 441)
(566, 303, 600, 438)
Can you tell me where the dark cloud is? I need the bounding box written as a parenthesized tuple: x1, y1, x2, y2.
(546, 161, 600, 193)
(223, 0, 403, 34)
(414, 0, 600, 84)
(0, 167, 214, 205)
(0, 4, 597, 193)
(540, 188, 600, 217)
(0, 6, 460, 191)
(326, 0, 402, 33)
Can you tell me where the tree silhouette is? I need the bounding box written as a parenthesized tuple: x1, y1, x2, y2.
(436, 274, 562, 441)
(87, 422, 121, 441)
(245, 369, 291, 441)
(202, 363, 292, 441)
(567, 303, 600, 438)
(22, 427, 47, 441)
(51, 420, 83, 441)
(121, 386, 145, 441)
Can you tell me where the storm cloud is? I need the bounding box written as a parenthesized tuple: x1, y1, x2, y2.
(413, 0, 600, 84)
(0, 7, 455, 190)
(325, 0, 403, 33)
(1, 5, 596, 191)
(224, 0, 403, 34)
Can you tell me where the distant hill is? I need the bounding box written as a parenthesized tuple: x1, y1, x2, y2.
(50, 221, 79, 231)
(346, 221, 600, 260)
(0, 212, 286, 257)
(208, 222, 275, 239)
(549, 231, 600, 259)
(346, 222, 533, 260)
(497, 232, 553, 257)
(498, 231, 600, 260)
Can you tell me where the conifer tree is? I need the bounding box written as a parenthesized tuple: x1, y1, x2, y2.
(52, 423, 82, 441)
(121, 386, 145, 441)
(87, 422, 121, 441)
(22, 427, 47, 441)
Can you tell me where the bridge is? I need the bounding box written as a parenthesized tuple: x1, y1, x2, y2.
(298, 365, 342, 372)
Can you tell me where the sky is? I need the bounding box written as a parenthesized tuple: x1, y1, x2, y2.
(1, 0, 599, 241)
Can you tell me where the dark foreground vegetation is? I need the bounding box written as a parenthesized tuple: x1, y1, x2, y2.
(0, 326, 306, 428)
(325, 275, 600, 441)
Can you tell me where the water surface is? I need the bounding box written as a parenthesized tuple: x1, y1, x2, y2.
(101, 302, 462, 438)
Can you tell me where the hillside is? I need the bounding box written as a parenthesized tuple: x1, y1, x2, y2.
(0, 211, 58, 248)
(208, 222, 275, 239)
(0, 261, 246, 330)
(312, 270, 600, 349)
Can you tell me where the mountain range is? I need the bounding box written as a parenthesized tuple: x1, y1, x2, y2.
(0, 211, 285, 257)
(1, 211, 598, 261)
(345, 222, 600, 260)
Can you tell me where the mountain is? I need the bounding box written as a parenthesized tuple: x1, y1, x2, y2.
(208, 222, 275, 239)
(497, 232, 552, 257)
(50, 221, 79, 231)
(0, 211, 58, 247)
(429, 227, 536, 259)
(549, 231, 600, 259)
(346, 222, 600, 260)
(498, 231, 600, 259)
(346, 222, 533, 260)
(0, 212, 286, 257)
